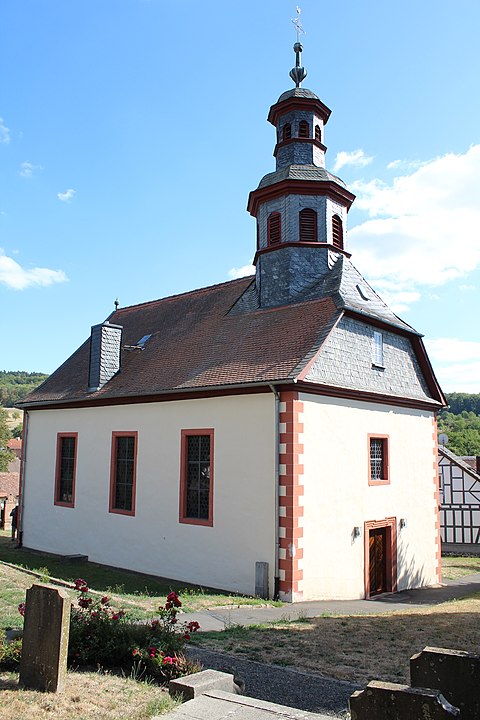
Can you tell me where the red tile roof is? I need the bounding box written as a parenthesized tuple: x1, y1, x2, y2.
(7, 439, 22, 450)
(0, 472, 20, 498)
(21, 277, 339, 407)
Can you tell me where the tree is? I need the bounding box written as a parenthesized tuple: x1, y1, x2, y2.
(0, 407, 15, 471)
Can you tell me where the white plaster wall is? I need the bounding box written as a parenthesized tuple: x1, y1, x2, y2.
(300, 393, 438, 600)
(21, 394, 276, 596)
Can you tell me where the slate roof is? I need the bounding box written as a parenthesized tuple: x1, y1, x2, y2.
(20, 256, 442, 409)
(21, 277, 340, 407)
(276, 88, 320, 103)
(0, 472, 20, 498)
(257, 164, 347, 190)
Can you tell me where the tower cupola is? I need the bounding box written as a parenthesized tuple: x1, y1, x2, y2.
(246, 32, 355, 309)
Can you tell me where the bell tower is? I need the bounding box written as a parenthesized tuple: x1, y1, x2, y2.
(247, 32, 356, 308)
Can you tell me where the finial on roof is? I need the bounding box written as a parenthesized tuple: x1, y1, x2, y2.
(289, 7, 307, 87)
(114, 298, 119, 310)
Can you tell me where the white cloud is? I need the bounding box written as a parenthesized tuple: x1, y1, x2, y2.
(228, 264, 255, 280)
(459, 283, 475, 291)
(19, 161, 42, 178)
(387, 158, 424, 171)
(349, 145, 480, 311)
(57, 188, 76, 202)
(424, 338, 480, 393)
(0, 249, 68, 290)
(333, 149, 373, 173)
(0, 118, 10, 144)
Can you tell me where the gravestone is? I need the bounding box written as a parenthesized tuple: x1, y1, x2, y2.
(411, 646, 480, 719)
(19, 583, 71, 692)
(349, 681, 460, 719)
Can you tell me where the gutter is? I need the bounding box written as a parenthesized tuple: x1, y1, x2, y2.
(17, 409, 29, 547)
(268, 383, 280, 600)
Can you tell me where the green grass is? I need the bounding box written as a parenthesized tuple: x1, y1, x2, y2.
(0, 533, 281, 614)
(441, 555, 480, 580)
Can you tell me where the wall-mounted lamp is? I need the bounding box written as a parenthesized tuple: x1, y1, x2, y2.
(353, 526, 361, 539)
(399, 518, 407, 529)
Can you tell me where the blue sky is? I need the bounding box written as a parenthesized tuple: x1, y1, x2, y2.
(1, 0, 479, 392)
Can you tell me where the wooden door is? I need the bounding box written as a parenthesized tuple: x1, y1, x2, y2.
(369, 527, 387, 596)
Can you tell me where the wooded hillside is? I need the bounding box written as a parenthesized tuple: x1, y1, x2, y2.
(0, 371, 49, 407)
(439, 393, 480, 457)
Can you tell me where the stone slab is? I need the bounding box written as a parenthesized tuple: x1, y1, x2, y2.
(169, 669, 239, 702)
(158, 689, 333, 720)
(411, 646, 480, 719)
(350, 681, 460, 719)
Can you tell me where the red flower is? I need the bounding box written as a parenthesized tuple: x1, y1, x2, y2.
(78, 597, 92, 609)
(163, 656, 175, 665)
(74, 578, 89, 592)
(101, 596, 109, 605)
(132, 648, 140, 656)
(147, 646, 157, 657)
(118, 610, 125, 618)
(18, 602, 26, 617)
(112, 613, 119, 621)
(167, 591, 182, 607)
(187, 621, 200, 632)
(151, 619, 159, 628)
(183, 633, 191, 641)
(91, 611, 98, 618)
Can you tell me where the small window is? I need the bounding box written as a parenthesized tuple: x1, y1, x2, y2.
(110, 432, 137, 515)
(267, 212, 281, 245)
(55, 433, 77, 507)
(372, 331, 384, 367)
(299, 120, 309, 138)
(180, 430, 214, 526)
(332, 215, 344, 249)
(369, 436, 389, 485)
(282, 123, 292, 141)
(315, 124, 321, 142)
(299, 208, 317, 242)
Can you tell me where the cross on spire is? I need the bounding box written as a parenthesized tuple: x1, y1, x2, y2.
(291, 6, 305, 43)
(289, 7, 307, 87)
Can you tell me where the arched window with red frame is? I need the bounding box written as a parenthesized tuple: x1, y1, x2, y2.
(299, 120, 309, 138)
(267, 212, 281, 245)
(282, 123, 292, 141)
(299, 208, 317, 242)
(332, 214, 344, 249)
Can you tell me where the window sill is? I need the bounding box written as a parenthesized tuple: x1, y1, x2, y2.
(372, 363, 385, 370)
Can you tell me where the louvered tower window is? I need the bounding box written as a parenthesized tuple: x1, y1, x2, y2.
(282, 123, 292, 141)
(267, 212, 281, 245)
(299, 120, 309, 138)
(299, 208, 317, 242)
(332, 214, 344, 249)
(315, 125, 321, 142)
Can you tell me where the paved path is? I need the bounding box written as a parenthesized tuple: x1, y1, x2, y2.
(181, 573, 480, 718)
(184, 573, 480, 631)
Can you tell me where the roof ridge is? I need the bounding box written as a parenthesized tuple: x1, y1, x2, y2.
(113, 276, 253, 315)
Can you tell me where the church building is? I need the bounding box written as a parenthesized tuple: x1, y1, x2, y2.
(18, 40, 445, 601)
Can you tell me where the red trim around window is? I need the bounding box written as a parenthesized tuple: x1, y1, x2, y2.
(179, 429, 214, 527)
(109, 431, 138, 516)
(368, 434, 390, 485)
(54, 432, 78, 508)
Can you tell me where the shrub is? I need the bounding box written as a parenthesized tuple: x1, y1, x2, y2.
(0, 632, 22, 671)
(68, 580, 201, 682)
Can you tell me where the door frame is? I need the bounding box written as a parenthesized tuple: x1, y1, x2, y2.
(364, 517, 397, 598)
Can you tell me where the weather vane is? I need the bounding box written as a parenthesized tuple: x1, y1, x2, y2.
(289, 6, 307, 88)
(291, 6, 305, 42)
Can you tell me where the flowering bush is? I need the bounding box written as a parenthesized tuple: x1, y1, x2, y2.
(68, 581, 201, 682)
